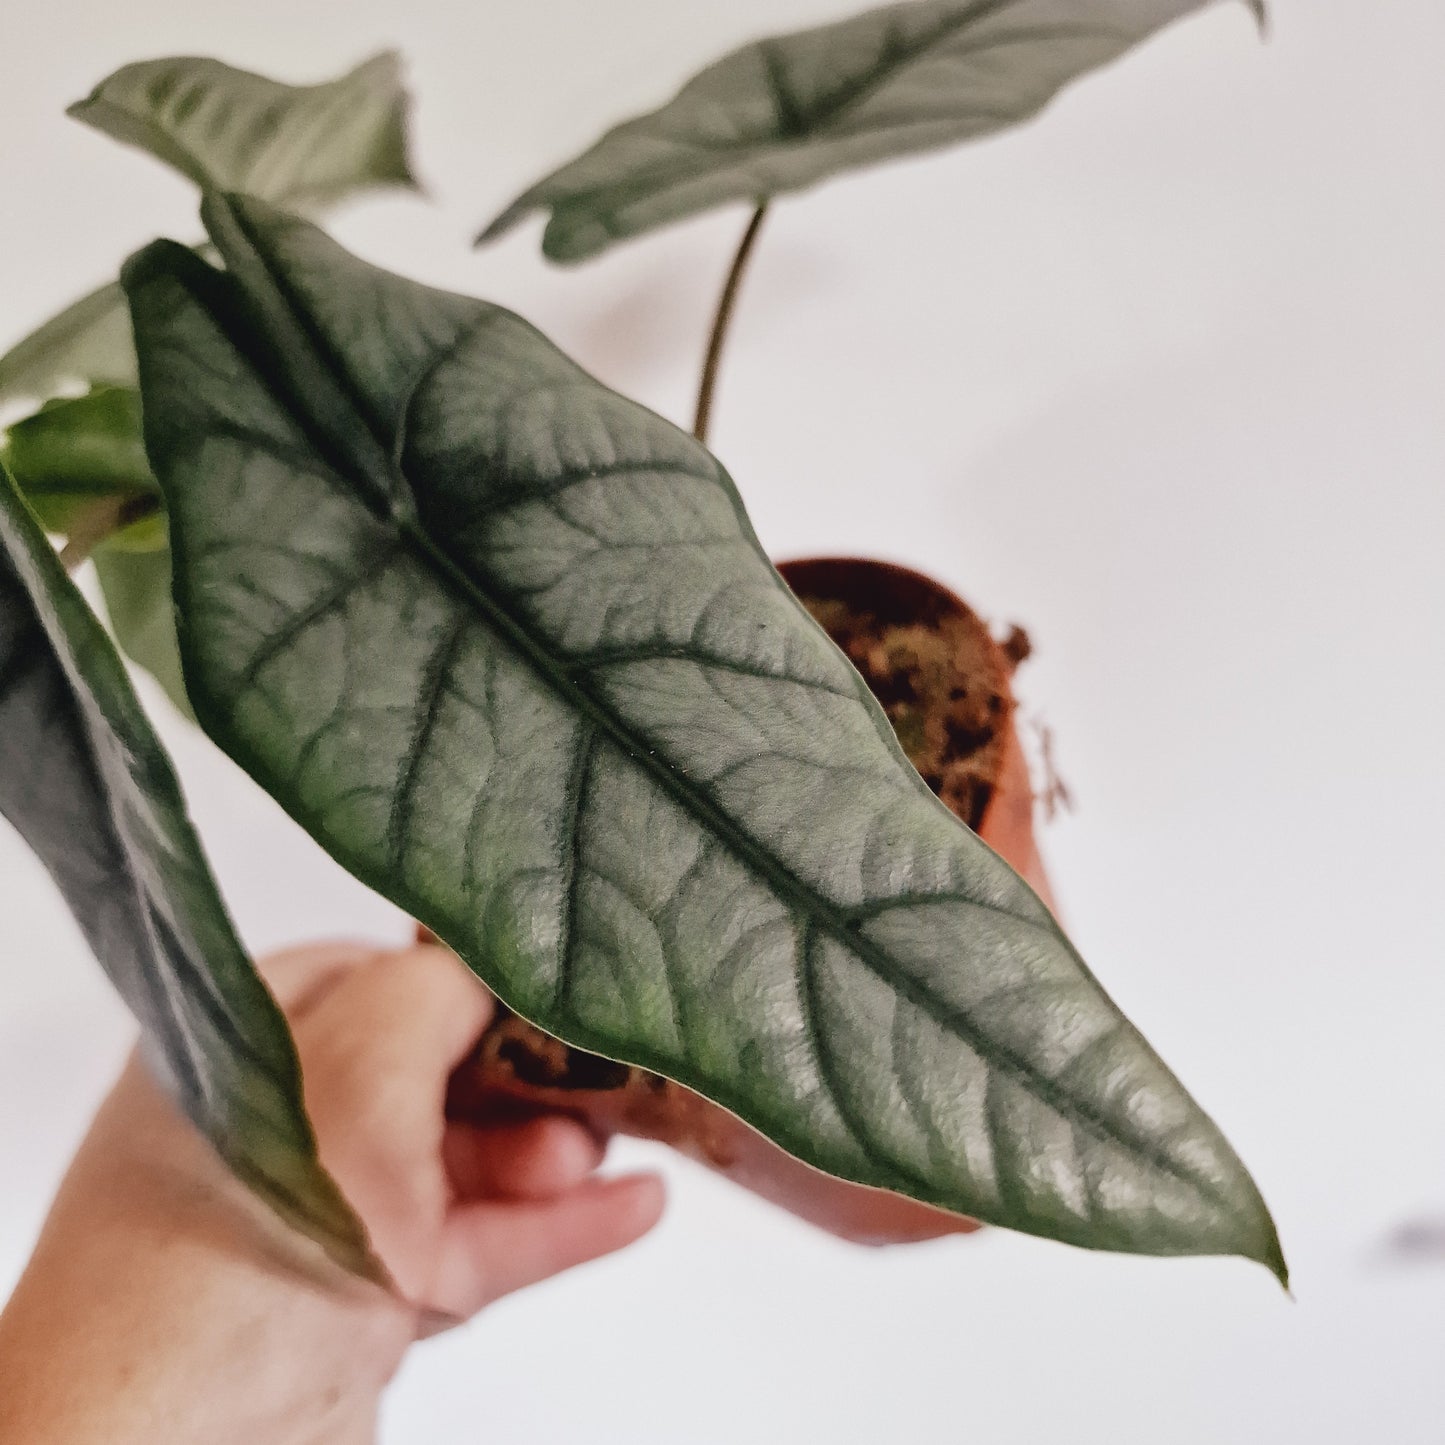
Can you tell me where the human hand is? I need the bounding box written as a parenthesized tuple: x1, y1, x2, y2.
(0, 941, 664, 1444)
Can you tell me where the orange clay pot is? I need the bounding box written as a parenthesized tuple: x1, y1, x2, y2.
(441, 558, 1057, 1244)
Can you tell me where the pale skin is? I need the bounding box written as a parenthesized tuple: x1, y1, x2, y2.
(0, 941, 666, 1444)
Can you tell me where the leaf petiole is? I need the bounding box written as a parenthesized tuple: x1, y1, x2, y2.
(693, 201, 768, 446)
(58, 491, 160, 572)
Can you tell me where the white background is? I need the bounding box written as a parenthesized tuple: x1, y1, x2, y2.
(2, 1, 1442, 1440)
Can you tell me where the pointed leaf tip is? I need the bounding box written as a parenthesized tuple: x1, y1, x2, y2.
(1261, 1219, 1290, 1291)
(474, 201, 530, 247)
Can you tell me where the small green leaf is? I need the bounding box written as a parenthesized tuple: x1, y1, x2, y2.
(124, 193, 1285, 1278)
(2, 388, 185, 704)
(0, 463, 375, 1278)
(67, 51, 417, 212)
(0, 51, 418, 408)
(1, 388, 156, 536)
(94, 536, 193, 718)
(481, 0, 1263, 261)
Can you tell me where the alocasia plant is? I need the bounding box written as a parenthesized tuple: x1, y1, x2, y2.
(0, 0, 1286, 1285)
(110, 191, 1282, 1273)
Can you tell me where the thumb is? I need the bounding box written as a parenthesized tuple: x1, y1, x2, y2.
(291, 945, 494, 1294)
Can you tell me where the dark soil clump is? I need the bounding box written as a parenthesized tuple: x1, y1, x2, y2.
(799, 594, 1019, 830)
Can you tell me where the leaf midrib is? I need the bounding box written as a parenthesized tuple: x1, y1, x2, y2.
(191, 202, 1227, 1207)
(413, 462, 1233, 1207)
(759, 0, 1031, 142)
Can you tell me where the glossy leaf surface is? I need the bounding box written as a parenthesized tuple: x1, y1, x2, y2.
(125, 193, 1284, 1275)
(482, 0, 1261, 261)
(0, 464, 373, 1276)
(0, 51, 417, 407)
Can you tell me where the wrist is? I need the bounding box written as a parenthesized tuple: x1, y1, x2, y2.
(0, 1062, 410, 1445)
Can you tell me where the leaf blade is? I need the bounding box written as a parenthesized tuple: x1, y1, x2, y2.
(0, 283, 138, 406)
(67, 51, 417, 211)
(125, 193, 1284, 1278)
(480, 0, 1261, 261)
(1, 387, 156, 535)
(0, 462, 374, 1278)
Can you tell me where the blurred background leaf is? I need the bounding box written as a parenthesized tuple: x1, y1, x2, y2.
(481, 0, 1262, 261)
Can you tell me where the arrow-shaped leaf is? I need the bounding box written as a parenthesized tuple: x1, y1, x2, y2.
(0, 462, 374, 1278)
(123, 193, 1284, 1276)
(482, 0, 1262, 261)
(0, 50, 417, 407)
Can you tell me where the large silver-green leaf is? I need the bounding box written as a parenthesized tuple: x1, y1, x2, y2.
(0, 51, 417, 408)
(481, 0, 1263, 261)
(0, 463, 375, 1278)
(123, 193, 1285, 1276)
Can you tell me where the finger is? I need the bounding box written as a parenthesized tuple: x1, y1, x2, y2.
(442, 1116, 604, 1201)
(292, 945, 495, 1291)
(427, 1173, 665, 1319)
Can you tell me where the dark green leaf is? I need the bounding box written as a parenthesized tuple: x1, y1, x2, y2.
(1, 388, 157, 536)
(0, 51, 418, 407)
(0, 462, 375, 1278)
(124, 193, 1285, 1277)
(481, 0, 1264, 261)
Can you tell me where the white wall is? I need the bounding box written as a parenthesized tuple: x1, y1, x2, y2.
(2, 2, 1442, 1440)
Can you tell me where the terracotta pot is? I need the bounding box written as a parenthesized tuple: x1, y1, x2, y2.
(441, 557, 1056, 1243)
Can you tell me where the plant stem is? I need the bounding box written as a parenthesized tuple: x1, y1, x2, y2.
(59, 493, 159, 573)
(693, 202, 769, 447)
